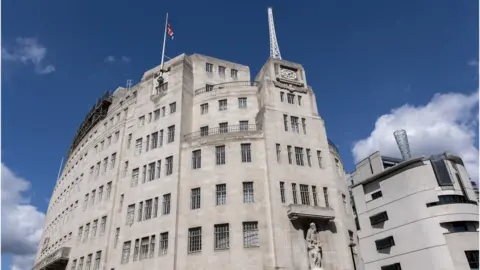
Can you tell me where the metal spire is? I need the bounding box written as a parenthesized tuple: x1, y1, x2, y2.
(268, 7, 282, 59)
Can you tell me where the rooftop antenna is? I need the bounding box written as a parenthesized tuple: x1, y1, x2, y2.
(126, 80, 133, 89)
(268, 7, 282, 59)
(393, 129, 412, 160)
(56, 157, 64, 182)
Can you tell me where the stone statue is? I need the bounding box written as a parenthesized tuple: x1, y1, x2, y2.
(306, 222, 323, 270)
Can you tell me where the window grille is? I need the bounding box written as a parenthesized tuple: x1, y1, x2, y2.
(163, 193, 171, 215)
(280, 182, 286, 203)
(216, 145, 226, 165)
(160, 232, 168, 255)
(144, 199, 153, 220)
(295, 147, 304, 166)
(214, 224, 230, 250)
(219, 122, 228, 133)
(121, 242, 131, 264)
(140, 237, 149, 260)
(238, 97, 247, 108)
(188, 227, 202, 253)
(323, 187, 329, 207)
(165, 156, 173, 175)
(133, 239, 139, 261)
(126, 204, 135, 225)
(192, 150, 201, 169)
(312, 186, 318, 206)
(243, 222, 259, 247)
(291, 116, 299, 133)
(241, 143, 252, 162)
(243, 182, 254, 203)
(292, 183, 298, 204)
(167, 125, 175, 143)
(191, 188, 201, 209)
(216, 184, 227, 205)
(149, 235, 156, 258)
(300, 185, 310, 205)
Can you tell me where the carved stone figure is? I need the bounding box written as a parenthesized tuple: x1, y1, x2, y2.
(306, 222, 323, 270)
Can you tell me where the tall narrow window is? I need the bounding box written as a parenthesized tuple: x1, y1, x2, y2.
(156, 160, 162, 178)
(241, 143, 252, 162)
(291, 116, 299, 133)
(280, 92, 285, 102)
(219, 99, 227, 111)
(135, 138, 142, 155)
(123, 161, 129, 177)
(77, 226, 83, 241)
(84, 223, 90, 241)
(276, 144, 281, 162)
(231, 69, 238, 79)
(292, 183, 298, 204)
(167, 125, 175, 143)
(78, 258, 84, 270)
(144, 199, 153, 220)
(283, 114, 288, 131)
(110, 153, 116, 169)
(301, 118, 307, 134)
(218, 66, 226, 77)
(151, 132, 158, 149)
(300, 185, 310, 205)
(287, 146, 293, 164)
(106, 182, 112, 199)
(287, 93, 295, 104)
(160, 232, 168, 255)
(133, 239, 140, 261)
(295, 147, 304, 166)
(119, 194, 124, 213)
(243, 222, 259, 247)
(131, 168, 139, 187)
(148, 162, 156, 181)
(192, 150, 202, 169)
(323, 187, 329, 207)
(126, 204, 135, 225)
(200, 103, 209, 115)
(127, 134, 132, 149)
(205, 63, 213, 72)
(163, 193, 171, 215)
(188, 227, 202, 253)
(142, 165, 147, 183)
(85, 254, 92, 270)
(149, 235, 156, 258)
(114, 228, 120, 247)
(165, 156, 173, 175)
(94, 252, 101, 270)
(243, 182, 254, 203)
(159, 130, 164, 147)
(312, 186, 318, 206)
(169, 102, 176, 114)
(306, 149, 312, 167)
(280, 182, 286, 203)
(138, 202, 143, 222)
(161, 106, 166, 117)
(98, 186, 104, 202)
(238, 97, 247, 109)
(191, 188, 201, 210)
(153, 197, 159, 218)
(342, 194, 348, 213)
(215, 145, 226, 165)
(140, 237, 149, 260)
(214, 224, 230, 250)
(121, 241, 131, 264)
(100, 216, 107, 235)
(154, 109, 160, 120)
(216, 184, 227, 205)
(138, 116, 145, 127)
(200, 126, 209, 136)
(298, 95, 302, 106)
(91, 220, 98, 237)
(317, 150, 323, 168)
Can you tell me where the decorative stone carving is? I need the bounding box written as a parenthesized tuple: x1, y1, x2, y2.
(272, 80, 307, 93)
(306, 222, 323, 270)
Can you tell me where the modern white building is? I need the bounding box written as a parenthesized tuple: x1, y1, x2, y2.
(350, 151, 479, 270)
(33, 52, 363, 270)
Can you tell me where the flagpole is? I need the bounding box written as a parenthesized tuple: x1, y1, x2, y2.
(160, 12, 169, 72)
(56, 157, 64, 181)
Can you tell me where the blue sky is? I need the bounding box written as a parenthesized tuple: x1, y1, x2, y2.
(1, 0, 478, 269)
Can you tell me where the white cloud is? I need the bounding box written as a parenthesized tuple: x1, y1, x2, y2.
(468, 59, 479, 66)
(104, 55, 116, 63)
(121, 56, 130, 62)
(104, 55, 130, 63)
(2, 37, 55, 74)
(1, 163, 46, 270)
(352, 92, 479, 183)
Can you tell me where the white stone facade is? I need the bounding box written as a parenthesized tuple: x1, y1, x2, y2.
(350, 152, 479, 270)
(34, 54, 360, 270)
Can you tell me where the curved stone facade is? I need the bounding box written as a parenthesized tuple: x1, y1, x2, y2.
(34, 54, 359, 270)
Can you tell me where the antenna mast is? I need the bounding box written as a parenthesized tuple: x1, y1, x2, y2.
(394, 129, 412, 160)
(268, 7, 282, 59)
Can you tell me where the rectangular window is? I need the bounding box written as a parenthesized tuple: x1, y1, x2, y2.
(215, 145, 226, 165)
(100, 216, 107, 235)
(163, 193, 171, 215)
(94, 252, 101, 270)
(111, 153, 116, 169)
(156, 160, 162, 178)
(114, 131, 120, 142)
(77, 226, 83, 241)
(126, 204, 135, 225)
(276, 143, 281, 162)
(323, 187, 329, 207)
(381, 263, 402, 270)
(312, 186, 318, 206)
(287, 93, 295, 104)
(188, 227, 202, 253)
(200, 104, 209, 115)
(465, 250, 479, 269)
(370, 211, 389, 226)
(148, 113, 152, 123)
(241, 143, 252, 162)
(138, 202, 143, 222)
(191, 188, 201, 210)
(98, 186, 104, 201)
(133, 239, 139, 261)
(283, 114, 288, 131)
(140, 237, 149, 260)
(84, 223, 90, 241)
(243, 182, 254, 203)
(169, 102, 176, 114)
(144, 199, 153, 220)
(200, 126, 209, 137)
(372, 190, 383, 200)
(306, 149, 312, 167)
(119, 194, 124, 213)
(153, 197, 159, 218)
(239, 120, 249, 131)
(131, 168, 139, 187)
(300, 184, 310, 205)
(287, 146, 293, 164)
(106, 182, 112, 199)
(135, 139, 142, 155)
(114, 228, 120, 247)
(138, 116, 145, 127)
(159, 130, 164, 147)
(148, 162, 156, 181)
(206, 63, 213, 72)
(165, 156, 173, 175)
(302, 118, 307, 134)
(102, 158, 108, 173)
(238, 97, 247, 109)
(317, 150, 323, 168)
(192, 150, 202, 169)
(161, 106, 166, 117)
(295, 147, 304, 166)
(243, 222, 259, 247)
(219, 99, 227, 111)
(280, 92, 284, 102)
(91, 190, 96, 206)
(292, 183, 298, 204)
(342, 193, 348, 213)
(127, 134, 132, 149)
(121, 241, 131, 264)
(151, 132, 158, 149)
(231, 69, 238, 79)
(219, 122, 228, 133)
(149, 235, 156, 258)
(85, 254, 92, 270)
(154, 109, 160, 120)
(78, 258, 84, 270)
(218, 66, 225, 77)
(214, 224, 230, 250)
(158, 82, 168, 92)
(298, 95, 302, 106)
(167, 125, 175, 143)
(291, 116, 299, 133)
(280, 182, 286, 203)
(71, 260, 77, 270)
(216, 184, 227, 205)
(375, 236, 395, 250)
(160, 232, 168, 255)
(206, 84, 214, 92)
(142, 165, 147, 183)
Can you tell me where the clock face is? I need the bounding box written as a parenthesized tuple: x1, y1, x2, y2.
(280, 68, 297, 80)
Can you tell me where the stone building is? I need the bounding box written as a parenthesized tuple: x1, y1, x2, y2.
(350, 151, 479, 270)
(33, 53, 361, 270)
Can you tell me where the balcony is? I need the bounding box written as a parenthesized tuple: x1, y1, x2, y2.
(287, 204, 335, 221)
(194, 81, 259, 96)
(33, 247, 71, 270)
(184, 124, 262, 141)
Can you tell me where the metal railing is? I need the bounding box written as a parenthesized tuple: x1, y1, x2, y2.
(194, 81, 259, 96)
(33, 247, 71, 270)
(184, 124, 261, 140)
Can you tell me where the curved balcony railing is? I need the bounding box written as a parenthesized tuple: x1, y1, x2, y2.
(194, 81, 259, 96)
(184, 124, 262, 140)
(328, 139, 339, 154)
